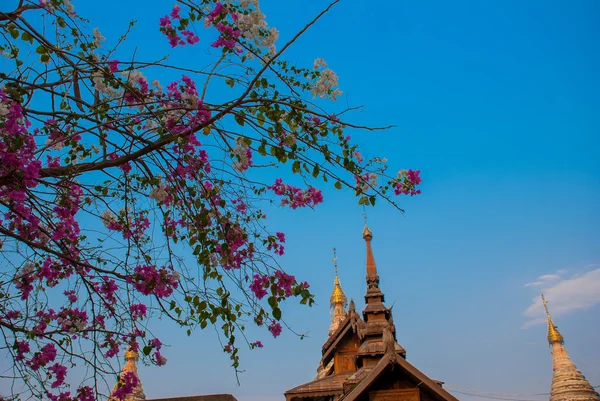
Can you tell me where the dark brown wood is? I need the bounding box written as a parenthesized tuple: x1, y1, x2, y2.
(369, 389, 420, 401)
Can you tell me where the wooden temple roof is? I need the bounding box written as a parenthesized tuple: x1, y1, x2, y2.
(284, 373, 352, 399)
(338, 353, 458, 401)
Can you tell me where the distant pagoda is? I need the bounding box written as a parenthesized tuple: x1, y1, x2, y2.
(542, 295, 599, 401)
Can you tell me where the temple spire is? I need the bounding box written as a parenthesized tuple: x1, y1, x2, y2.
(329, 248, 347, 336)
(363, 224, 378, 279)
(109, 347, 146, 401)
(541, 295, 599, 401)
(362, 223, 384, 305)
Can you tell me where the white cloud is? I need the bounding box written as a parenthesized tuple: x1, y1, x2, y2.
(524, 272, 563, 288)
(523, 268, 600, 328)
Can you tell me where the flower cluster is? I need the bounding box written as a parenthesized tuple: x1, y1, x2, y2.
(233, 1, 279, 55)
(249, 274, 269, 299)
(268, 321, 282, 338)
(266, 232, 285, 256)
(232, 139, 253, 172)
(311, 59, 342, 100)
(149, 338, 167, 366)
(159, 6, 200, 47)
(355, 172, 378, 193)
(130, 264, 180, 298)
(268, 178, 324, 209)
(130, 304, 148, 320)
(394, 169, 422, 196)
(249, 270, 309, 300)
(104, 210, 151, 242)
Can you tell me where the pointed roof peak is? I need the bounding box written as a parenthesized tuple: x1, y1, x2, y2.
(542, 294, 564, 345)
(363, 225, 377, 279)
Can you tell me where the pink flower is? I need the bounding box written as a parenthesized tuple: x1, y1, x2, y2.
(170, 5, 181, 19)
(28, 343, 57, 370)
(268, 321, 282, 338)
(130, 304, 147, 320)
(119, 162, 132, 174)
(182, 30, 200, 45)
(108, 60, 119, 73)
(131, 265, 179, 298)
(64, 290, 77, 303)
(48, 363, 67, 388)
(159, 16, 171, 28)
(249, 274, 269, 300)
(268, 179, 323, 209)
(15, 340, 30, 361)
(250, 341, 263, 348)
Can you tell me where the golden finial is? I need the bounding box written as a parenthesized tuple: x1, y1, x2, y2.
(542, 294, 564, 345)
(333, 247, 339, 276)
(362, 212, 373, 240)
(330, 248, 347, 307)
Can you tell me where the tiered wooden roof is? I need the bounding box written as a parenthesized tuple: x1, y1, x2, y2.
(285, 225, 458, 401)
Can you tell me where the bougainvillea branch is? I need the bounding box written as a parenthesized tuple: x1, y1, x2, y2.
(0, 0, 421, 400)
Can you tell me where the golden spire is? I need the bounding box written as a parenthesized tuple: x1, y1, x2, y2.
(330, 248, 347, 307)
(328, 248, 347, 336)
(542, 294, 564, 345)
(109, 347, 146, 401)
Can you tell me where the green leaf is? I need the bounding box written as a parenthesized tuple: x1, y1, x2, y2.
(21, 32, 33, 44)
(234, 113, 245, 126)
(225, 78, 235, 88)
(312, 164, 320, 178)
(292, 161, 301, 174)
(273, 307, 282, 321)
(334, 181, 342, 190)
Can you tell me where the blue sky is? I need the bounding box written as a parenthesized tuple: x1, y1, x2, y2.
(3, 0, 600, 400)
(133, 1, 599, 399)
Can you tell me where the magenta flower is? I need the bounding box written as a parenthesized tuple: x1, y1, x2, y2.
(107, 60, 119, 73)
(268, 321, 282, 338)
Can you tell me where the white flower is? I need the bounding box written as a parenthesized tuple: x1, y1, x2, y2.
(311, 68, 342, 101)
(63, 0, 75, 15)
(152, 79, 163, 94)
(172, 270, 181, 281)
(0, 102, 9, 117)
(45, 138, 64, 151)
(101, 210, 117, 227)
(149, 182, 169, 203)
(232, 138, 252, 173)
(93, 28, 105, 48)
(313, 58, 327, 70)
